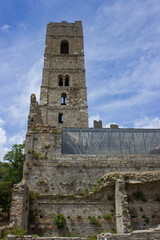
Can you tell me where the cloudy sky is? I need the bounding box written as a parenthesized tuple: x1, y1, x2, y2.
(0, 0, 160, 160)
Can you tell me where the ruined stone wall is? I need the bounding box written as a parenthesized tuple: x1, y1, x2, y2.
(10, 180, 29, 230)
(28, 186, 115, 236)
(98, 227, 160, 240)
(126, 181, 160, 231)
(21, 128, 160, 236)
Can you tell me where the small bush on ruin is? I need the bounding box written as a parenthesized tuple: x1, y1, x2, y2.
(44, 144, 50, 149)
(30, 191, 40, 201)
(88, 216, 101, 227)
(135, 165, 141, 170)
(103, 214, 112, 221)
(11, 227, 27, 237)
(114, 173, 120, 179)
(32, 151, 40, 159)
(54, 214, 66, 229)
(132, 191, 147, 202)
(91, 185, 98, 193)
(1, 230, 9, 240)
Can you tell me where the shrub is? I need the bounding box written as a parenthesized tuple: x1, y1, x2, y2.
(136, 165, 141, 170)
(11, 227, 27, 237)
(37, 180, 47, 186)
(44, 144, 50, 149)
(97, 179, 102, 183)
(44, 188, 49, 192)
(114, 173, 120, 179)
(103, 214, 112, 221)
(30, 191, 40, 201)
(89, 237, 97, 240)
(32, 151, 40, 159)
(54, 214, 66, 229)
(91, 185, 98, 193)
(56, 163, 62, 168)
(132, 191, 147, 202)
(2, 230, 9, 240)
(88, 216, 101, 227)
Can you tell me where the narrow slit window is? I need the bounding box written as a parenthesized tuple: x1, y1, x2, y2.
(59, 113, 63, 123)
(61, 93, 67, 105)
(61, 41, 69, 54)
(65, 77, 69, 86)
(59, 77, 63, 86)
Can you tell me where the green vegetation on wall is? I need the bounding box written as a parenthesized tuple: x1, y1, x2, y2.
(54, 214, 66, 229)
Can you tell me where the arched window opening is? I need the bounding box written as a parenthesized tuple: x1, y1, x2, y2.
(59, 77, 63, 86)
(61, 41, 69, 54)
(65, 76, 69, 86)
(61, 93, 67, 105)
(59, 113, 63, 123)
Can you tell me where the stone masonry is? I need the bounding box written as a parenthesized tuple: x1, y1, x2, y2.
(39, 21, 88, 128)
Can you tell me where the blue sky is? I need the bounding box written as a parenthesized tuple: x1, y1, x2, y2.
(1, 0, 160, 160)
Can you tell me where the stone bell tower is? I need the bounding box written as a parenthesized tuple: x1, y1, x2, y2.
(39, 20, 88, 128)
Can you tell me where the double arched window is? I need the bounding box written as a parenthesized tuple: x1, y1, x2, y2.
(58, 75, 70, 86)
(59, 76, 63, 86)
(60, 40, 69, 54)
(65, 77, 69, 86)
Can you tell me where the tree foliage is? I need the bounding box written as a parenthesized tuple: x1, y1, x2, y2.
(0, 142, 25, 212)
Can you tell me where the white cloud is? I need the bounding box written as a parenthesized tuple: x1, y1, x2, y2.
(134, 117, 160, 128)
(97, 88, 160, 112)
(17, 23, 26, 30)
(10, 57, 43, 127)
(0, 35, 43, 127)
(85, 0, 160, 62)
(0, 127, 7, 161)
(0, 27, 44, 160)
(0, 118, 4, 126)
(1, 24, 10, 31)
(8, 131, 26, 145)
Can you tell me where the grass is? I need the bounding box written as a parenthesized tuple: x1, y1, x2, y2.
(88, 216, 101, 227)
(103, 214, 112, 221)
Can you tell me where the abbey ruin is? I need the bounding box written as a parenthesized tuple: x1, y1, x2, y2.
(2, 21, 160, 239)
